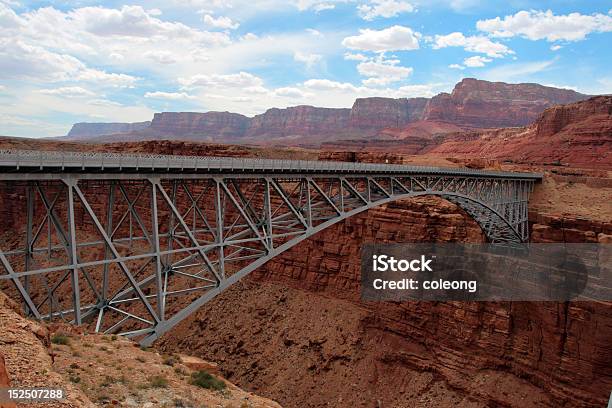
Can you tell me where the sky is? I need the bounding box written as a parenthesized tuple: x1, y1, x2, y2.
(1, 1, 611, 137)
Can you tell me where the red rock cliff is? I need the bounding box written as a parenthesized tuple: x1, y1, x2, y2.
(149, 111, 250, 139)
(422, 78, 589, 128)
(245, 105, 351, 139)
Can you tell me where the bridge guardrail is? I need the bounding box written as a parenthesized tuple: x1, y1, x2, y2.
(0, 149, 542, 180)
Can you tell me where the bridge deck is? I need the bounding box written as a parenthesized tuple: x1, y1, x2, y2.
(0, 150, 542, 180)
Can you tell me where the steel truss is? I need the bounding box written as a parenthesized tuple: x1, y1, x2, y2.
(0, 157, 539, 345)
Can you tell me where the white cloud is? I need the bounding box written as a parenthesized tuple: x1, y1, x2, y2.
(143, 50, 177, 64)
(342, 25, 420, 52)
(202, 14, 239, 30)
(0, 3, 22, 28)
(481, 59, 556, 81)
(306, 28, 322, 36)
(179, 72, 264, 88)
(357, 57, 413, 86)
(550, 44, 562, 51)
(144, 91, 196, 100)
(448, 63, 464, 70)
(358, 0, 415, 21)
(87, 98, 122, 107)
(0, 39, 139, 87)
(476, 10, 612, 42)
(303, 78, 358, 91)
(76, 69, 139, 87)
(38, 86, 95, 97)
(433, 32, 512, 58)
(274, 87, 308, 98)
(463, 55, 491, 67)
(296, 0, 343, 12)
(344, 52, 368, 61)
(302, 78, 438, 98)
(293, 51, 323, 67)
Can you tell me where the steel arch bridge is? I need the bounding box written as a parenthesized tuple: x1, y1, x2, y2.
(0, 150, 542, 345)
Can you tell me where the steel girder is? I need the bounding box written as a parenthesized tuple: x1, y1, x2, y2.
(0, 173, 536, 345)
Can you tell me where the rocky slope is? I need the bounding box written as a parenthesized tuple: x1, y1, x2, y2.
(0, 290, 281, 408)
(429, 95, 612, 168)
(63, 79, 590, 144)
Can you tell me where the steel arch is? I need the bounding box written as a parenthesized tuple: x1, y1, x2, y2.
(0, 151, 541, 345)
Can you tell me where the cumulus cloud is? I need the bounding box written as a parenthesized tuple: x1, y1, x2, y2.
(476, 10, 612, 42)
(358, 0, 415, 20)
(143, 51, 177, 64)
(342, 25, 420, 52)
(179, 72, 264, 88)
(433, 32, 513, 58)
(344, 52, 368, 61)
(302, 78, 437, 98)
(295, 0, 342, 12)
(293, 51, 323, 67)
(38, 86, 95, 97)
(144, 91, 196, 100)
(357, 57, 413, 86)
(202, 14, 239, 30)
(274, 87, 308, 98)
(463, 55, 492, 67)
(448, 63, 464, 70)
(0, 39, 139, 87)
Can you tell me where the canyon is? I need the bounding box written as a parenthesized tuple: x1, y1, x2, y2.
(0, 86, 610, 408)
(62, 79, 590, 145)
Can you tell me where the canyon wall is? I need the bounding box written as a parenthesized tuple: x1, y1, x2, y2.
(349, 97, 428, 130)
(149, 111, 250, 140)
(65, 121, 151, 139)
(63, 79, 590, 144)
(246, 106, 351, 139)
(429, 95, 612, 169)
(422, 78, 588, 128)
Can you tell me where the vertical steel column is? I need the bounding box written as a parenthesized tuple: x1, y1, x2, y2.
(102, 182, 115, 304)
(263, 179, 273, 250)
(149, 179, 164, 320)
(24, 184, 33, 315)
(64, 179, 81, 325)
(215, 180, 225, 279)
(304, 178, 312, 228)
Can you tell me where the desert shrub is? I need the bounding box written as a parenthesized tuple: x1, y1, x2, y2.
(149, 375, 168, 388)
(51, 334, 70, 345)
(190, 370, 226, 391)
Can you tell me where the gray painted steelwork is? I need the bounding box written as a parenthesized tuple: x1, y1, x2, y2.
(0, 150, 541, 345)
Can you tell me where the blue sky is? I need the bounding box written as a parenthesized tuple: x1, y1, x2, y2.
(1, 0, 611, 137)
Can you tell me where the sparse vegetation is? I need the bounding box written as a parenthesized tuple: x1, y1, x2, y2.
(190, 370, 226, 391)
(149, 375, 169, 388)
(100, 375, 118, 387)
(69, 375, 81, 384)
(163, 355, 177, 366)
(51, 333, 70, 345)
